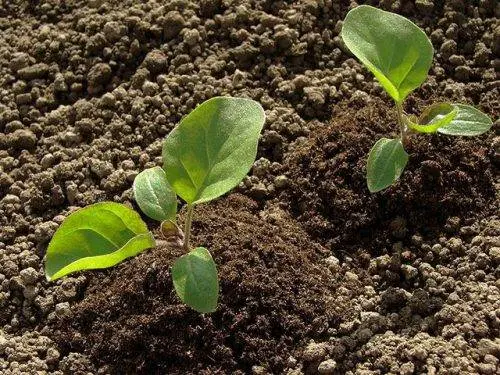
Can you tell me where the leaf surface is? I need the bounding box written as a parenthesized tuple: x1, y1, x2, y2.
(408, 103, 457, 133)
(133, 166, 177, 221)
(437, 104, 493, 136)
(367, 138, 409, 193)
(45, 202, 155, 280)
(172, 247, 219, 313)
(341, 5, 433, 103)
(162, 96, 265, 204)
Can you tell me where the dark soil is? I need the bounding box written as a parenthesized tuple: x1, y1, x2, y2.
(284, 97, 497, 255)
(52, 195, 339, 374)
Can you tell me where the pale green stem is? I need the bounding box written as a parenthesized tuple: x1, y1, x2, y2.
(183, 204, 194, 252)
(396, 102, 407, 143)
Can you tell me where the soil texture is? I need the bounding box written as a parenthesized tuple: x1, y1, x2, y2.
(0, 0, 499, 374)
(53, 195, 340, 374)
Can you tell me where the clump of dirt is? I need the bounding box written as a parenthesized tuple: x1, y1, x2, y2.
(51, 195, 338, 374)
(283, 96, 497, 255)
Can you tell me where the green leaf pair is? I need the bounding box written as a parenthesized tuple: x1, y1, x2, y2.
(136, 96, 264, 312)
(367, 103, 493, 192)
(45, 97, 265, 314)
(341, 5, 494, 193)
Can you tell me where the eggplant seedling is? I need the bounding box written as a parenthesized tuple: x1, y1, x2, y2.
(45, 97, 265, 313)
(341, 5, 494, 192)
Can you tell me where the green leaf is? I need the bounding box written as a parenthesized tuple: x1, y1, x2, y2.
(408, 103, 457, 133)
(133, 167, 177, 221)
(367, 138, 409, 193)
(45, 202, 155, 281)
(341, 5, 433, 103)
(160, 219, 182, 238)
(437, 104, 493, 136)
(172, 247, 219, 313)
(162, 96, 265, 204)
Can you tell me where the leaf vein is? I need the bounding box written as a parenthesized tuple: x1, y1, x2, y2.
(193, 111, 252, 201)
(396, 54, 419, 91)
(146, 177, 163, 212)
(179, 158, 199, 190)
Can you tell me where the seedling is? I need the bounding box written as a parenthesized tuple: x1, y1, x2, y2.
(341, 5, 494, 192)
(45, 97, 265, 313)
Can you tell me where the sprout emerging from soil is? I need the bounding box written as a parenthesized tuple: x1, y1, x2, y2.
(341, 5, 494, 193)
(45, 97, 265, 313)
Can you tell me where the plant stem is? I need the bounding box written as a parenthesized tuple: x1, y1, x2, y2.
(183, 204, 194, 252)
(396, 102, 407, 143)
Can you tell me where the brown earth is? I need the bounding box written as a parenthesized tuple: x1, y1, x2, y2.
(50, 96, 499, 374)
(284, 96, 497, 254)
(0, 0, 499, 374)
(52, 195, 340, 374)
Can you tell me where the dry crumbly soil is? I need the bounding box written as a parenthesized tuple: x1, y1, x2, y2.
(0, 0, 499, 374)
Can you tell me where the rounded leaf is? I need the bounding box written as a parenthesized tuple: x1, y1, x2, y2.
(367, 138, 409, 193)
(341, 5, 433, 103)
(437, 104, 493, 136)
(408, 103, 457, 133)
(162, 96, 265, 204)
(45, 202, 155, 281)
(133, 166, 177, 221)
(172, 247, 219, 313)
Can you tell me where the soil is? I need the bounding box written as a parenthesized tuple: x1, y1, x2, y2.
(52, 195, 340, 374)
(0, 0, 499, 374)
(284, 97, 497, 255)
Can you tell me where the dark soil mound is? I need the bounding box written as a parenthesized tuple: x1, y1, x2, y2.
(52, 195, 337, 374)
(284, 97, 497, 254)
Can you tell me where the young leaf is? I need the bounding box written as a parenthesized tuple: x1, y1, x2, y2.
(367, 138, 409, 193)
(437, 104, 493, 136)
(341, 5, 433, 103)
(408, 103, 457, 133)
(162, 96, 265, 205)
(172, 247, 219, 313)
(160, 219, 184, 247)
(45, 202, 155, 281)
(133, 166, 177, 221)
(160, 220, 183, 239)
